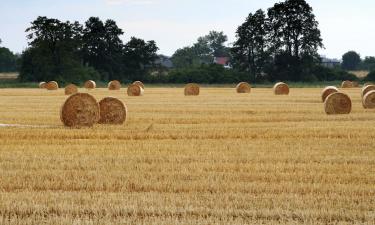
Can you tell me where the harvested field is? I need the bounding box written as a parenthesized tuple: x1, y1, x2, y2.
(0, 87, 375, 224)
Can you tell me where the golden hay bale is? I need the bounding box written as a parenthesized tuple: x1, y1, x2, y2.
(324, 92, 352, 115)
(361, 85, 375, 97)
(341, 80, 353, 88)
(60, 93, 99, 128)
(127, 84, 144, 96)
(236, 82, 251, 93)
(108, 80, 121, 90)
(84, 80, 96, 89)
(39, 82, 47, 89)
(184, 83, 200, 96)
(64, 84, 78, 95)
(352, 81, 359, 87)
(133, 81, 145, 89)
(98, 97, 127, 124)
(321, 86, 339, 102)
(45, 81, 59, 90)
(273, 82, 289, 95)
(362, 91, 375, 109)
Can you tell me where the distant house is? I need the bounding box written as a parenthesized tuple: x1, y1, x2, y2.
(154, 55, 173, 69)
(213, 57, 231, 69)
(320, 56, 341, 68)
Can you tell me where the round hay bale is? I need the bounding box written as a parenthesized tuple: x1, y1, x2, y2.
(46, 81, 59, 90)
(362, 91, 375, 109)
(60, 93, 99, 128)
(99, 97, 127, 124)
(108, 80, 121, 90)
(321, 86, 339, 102)
(361, 85, 375, 98)
(39, 82, 47, 89)
(352, 81, 359, 87)
(133, 81, 145, 89)
(324, 92, 352, 115)
(273, 82, 289, 95)
(236, 82, 251, 93)
(84, 80, 96, 89)
(184, 83, 200, 96)
(127, 84, 144, 96)
(341, 80, 353, 88)
(64, 84, 78, 95)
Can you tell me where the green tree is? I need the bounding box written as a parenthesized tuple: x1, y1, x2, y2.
(82, 17, 124, 80)
(232, 9, 270, 81)
(0, 39, 18, 72)
(123, 37, 158, 82)
(19, 16, 91, 83)
(341, 51, 361, 70)
(171, 31, 229, 68)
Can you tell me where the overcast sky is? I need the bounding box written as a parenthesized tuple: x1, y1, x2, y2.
(1, 0, 374, 59)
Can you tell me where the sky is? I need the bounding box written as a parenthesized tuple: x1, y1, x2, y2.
(1, 0, 375, 59)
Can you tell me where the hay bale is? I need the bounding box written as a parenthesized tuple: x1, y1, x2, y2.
(362, 90, 375, 109)
(108, 80, 121, 90)
(364, 82, 373, 87)
(84, 80, 96, 89)
(361, 85, 375, 97)
(127, 84, 144, 96)
(236, 82, 251, 93)
(39, 82, 47, 89)
(324, 92, 352, 115)
(273, 82, 289, 95)
(60, 93, 99, 128)
(46, 81, 59, 90)
(184, 83, 200, 96)
(321, 86, 339, 102)
(64, 84, 78, 95)
(341, 80, 353, 88)
(133, 81, 145, 89)
(99, 97, 127, 124)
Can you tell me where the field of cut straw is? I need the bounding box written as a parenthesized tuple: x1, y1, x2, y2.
(0, 87, 375, 224)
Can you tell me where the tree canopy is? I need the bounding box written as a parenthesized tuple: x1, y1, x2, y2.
(342, 51, 361, 71)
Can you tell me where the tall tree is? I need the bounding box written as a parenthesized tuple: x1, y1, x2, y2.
(267, 0, 323, 58)
(82, 17, 124, 80)
(123, 37, 158, 81)
(342, 51, 361, 70)
(19, 16, 90, 82)
(232, 9, 270, 81)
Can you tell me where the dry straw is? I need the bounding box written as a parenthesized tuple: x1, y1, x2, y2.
(341, 80, 353, 88)
(361, 85, 375, 98)
(236, 82, 251, 93)
(324, 92, 352, 115)
(362, 90, 375, 109)
(84, 80, 96, 89)
(127, 84, 144, 96)
(46, 81, 59, 90)
(364, 82, 373, 87)
(99, 97, 127, 124)
(60, 93, 99, 128)
(273, 82, 289, 95)
(133, 81, 145, 89)
(39, 82, 46, 89)
(64, 84, 78, 95)
(108, 80, 121, 90)
(184, 83, 200, 96)
(321, 86, 339, 102)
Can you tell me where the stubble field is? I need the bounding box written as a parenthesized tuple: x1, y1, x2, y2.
(0, 87, 374, 224)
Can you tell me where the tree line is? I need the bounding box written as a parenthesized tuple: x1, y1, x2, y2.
(18, 16, 158, 84)
(2, 0, 375, 83)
